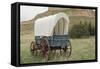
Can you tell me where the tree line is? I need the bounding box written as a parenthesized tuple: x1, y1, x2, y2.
(69, 21, 95, 38)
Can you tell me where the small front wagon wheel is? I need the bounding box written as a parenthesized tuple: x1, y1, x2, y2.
(63, 41, 72, 58)
(66, 41, 72, 58)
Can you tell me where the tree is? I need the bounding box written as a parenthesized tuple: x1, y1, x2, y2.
(88, 21, 95, 36)
(69, 21, 90, 38)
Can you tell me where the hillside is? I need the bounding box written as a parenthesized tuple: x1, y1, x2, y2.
(20, 7, 95, 35)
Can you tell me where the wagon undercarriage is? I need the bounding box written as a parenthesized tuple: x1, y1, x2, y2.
(30, 35, 72, 60)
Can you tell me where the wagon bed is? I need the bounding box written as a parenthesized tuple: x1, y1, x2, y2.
(35, 35, 70, 48)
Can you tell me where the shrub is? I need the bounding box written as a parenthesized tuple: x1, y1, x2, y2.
(69, 21, 93, 38)
(88, 21, 95, 36)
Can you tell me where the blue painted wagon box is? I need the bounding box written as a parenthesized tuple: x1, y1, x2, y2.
(11, 2, 97, 66)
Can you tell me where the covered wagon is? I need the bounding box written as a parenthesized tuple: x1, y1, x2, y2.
(30, 12, 72, 60)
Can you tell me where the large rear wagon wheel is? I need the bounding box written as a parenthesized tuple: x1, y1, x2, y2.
(30, 41, 35, 51)
(40, 36, 50, 61)
(30, 41, 36, 55)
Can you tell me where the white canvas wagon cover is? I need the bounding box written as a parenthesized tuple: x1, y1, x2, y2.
(34, 12, 69, 36)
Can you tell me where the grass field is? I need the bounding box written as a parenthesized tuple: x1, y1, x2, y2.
(20, 31, 95, 64)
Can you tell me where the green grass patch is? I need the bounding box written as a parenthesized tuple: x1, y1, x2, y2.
(20, 33, 95, 64)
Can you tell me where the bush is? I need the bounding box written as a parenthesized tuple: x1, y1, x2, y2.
(69, 21, 95, 38)
(88, 21, 95, 36)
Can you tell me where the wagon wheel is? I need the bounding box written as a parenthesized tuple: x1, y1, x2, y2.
(30, 41, 36, 55)
(63, 40, 72, 58)
(40, 36, 50, 61)
(30, 41, 34, 51)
